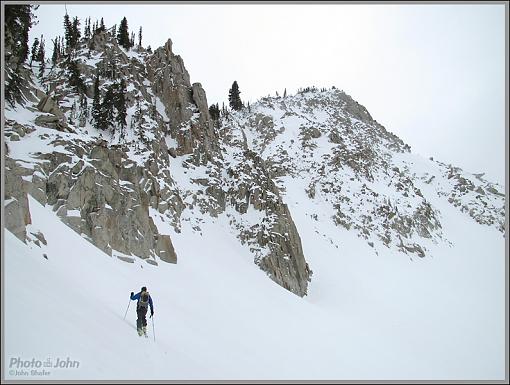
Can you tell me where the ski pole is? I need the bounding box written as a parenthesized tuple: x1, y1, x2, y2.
(123, 298, 131, 320)
(152, 315, 156, 342)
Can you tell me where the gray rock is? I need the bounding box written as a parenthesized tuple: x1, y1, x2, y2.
(34, 114, 68, 131)
(329, 130, 342, 144)
(30, 231, 47, 246)
(219, 146, 312, 296)
(155, 234, 177, 263)
(28, 171, 48, 205)
(37, 94, 64, 117)
(147, 41, 215, 157)
(168, 148, 177, 158)
(4, 160, 32, 242)
(117, 256, 135, 263)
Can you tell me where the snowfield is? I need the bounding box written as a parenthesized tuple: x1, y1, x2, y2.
(4, 190, 505, 380)
(3, 26, 506, 382)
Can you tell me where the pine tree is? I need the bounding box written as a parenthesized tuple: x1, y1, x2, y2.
(30, 37, 39, 67)
(283, 88, 287, 98)
(136, 99, 145, 144)
(209, 104, 220, 121)
(51, 38, 58, 66)
(114, 79, 127, 131)
(68, 60, 85, 93)
(37, 37, 45, 78)
(117, 17, 130, 49)
(59, 36, 65, 57)
(92, 76, 102, 130)
(111, 59, 117, 79)
(78, 95, 89, 127)
(70, 17, 81, 49)
(84, 18, 91, 39)
(36, 36, 44, 62)
(5, 4, 37, 65)
(138, 26, 142, 48)
(5, 4, 37, 105)
(5, 70, 23, 107)
(101, 85, 115, 131)
(99, 18, 105, 32)
(63, 13, 72, 51)
(130, 32, 135, 48)
(228, 81, 243, 111)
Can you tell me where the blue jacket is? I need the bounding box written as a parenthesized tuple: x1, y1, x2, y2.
(131, 291, 154, 313)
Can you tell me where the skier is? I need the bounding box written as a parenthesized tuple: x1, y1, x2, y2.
(130, 286, 154, 337)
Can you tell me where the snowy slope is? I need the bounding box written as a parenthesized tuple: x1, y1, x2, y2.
(225, 89, 505, 259)
(4, 193, 505, 380)
(3, 27, 506, 381)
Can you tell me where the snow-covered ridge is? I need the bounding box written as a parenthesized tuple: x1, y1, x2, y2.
(221, 87, 505, 258)
(3, 26, 505, 298)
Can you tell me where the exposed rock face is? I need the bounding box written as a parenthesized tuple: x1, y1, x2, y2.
(147, 39, 216, 156)
(258, 203, 312, 296)
(4, 28, 313, 297)
(5, 28, 504, 299)
(4, 158, 32, 242)
(6, 134, 179, 264)
(244, 152, 312, 296)
(37, 94, 64, 117)
(34, 114, 68, 131)
(208, 125, 313, 296)
(155, 235, 177, 263)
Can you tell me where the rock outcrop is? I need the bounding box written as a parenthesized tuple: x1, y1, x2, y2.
(6, 136, 179, 263)
(37, 94, 64, 117)
(4, 158, 32, 243)
(220, 146, 312, 296)
(4, 30, 312, 295)
(4, 26, 504, 299)
(147, 39, 216, 157)
(220, 88, 505, 261)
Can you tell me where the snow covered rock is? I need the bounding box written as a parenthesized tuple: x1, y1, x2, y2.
(222, 88, 505, 261)
(3, 26, 504, 298)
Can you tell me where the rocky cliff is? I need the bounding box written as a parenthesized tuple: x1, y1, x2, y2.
(3, 29, 505, 297)
(4, 29, 311, 296)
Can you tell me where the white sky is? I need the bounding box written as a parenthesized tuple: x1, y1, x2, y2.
(28, 3, 507, 185)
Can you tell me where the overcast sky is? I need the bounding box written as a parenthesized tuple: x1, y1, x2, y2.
(28, 3, 506, 186)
